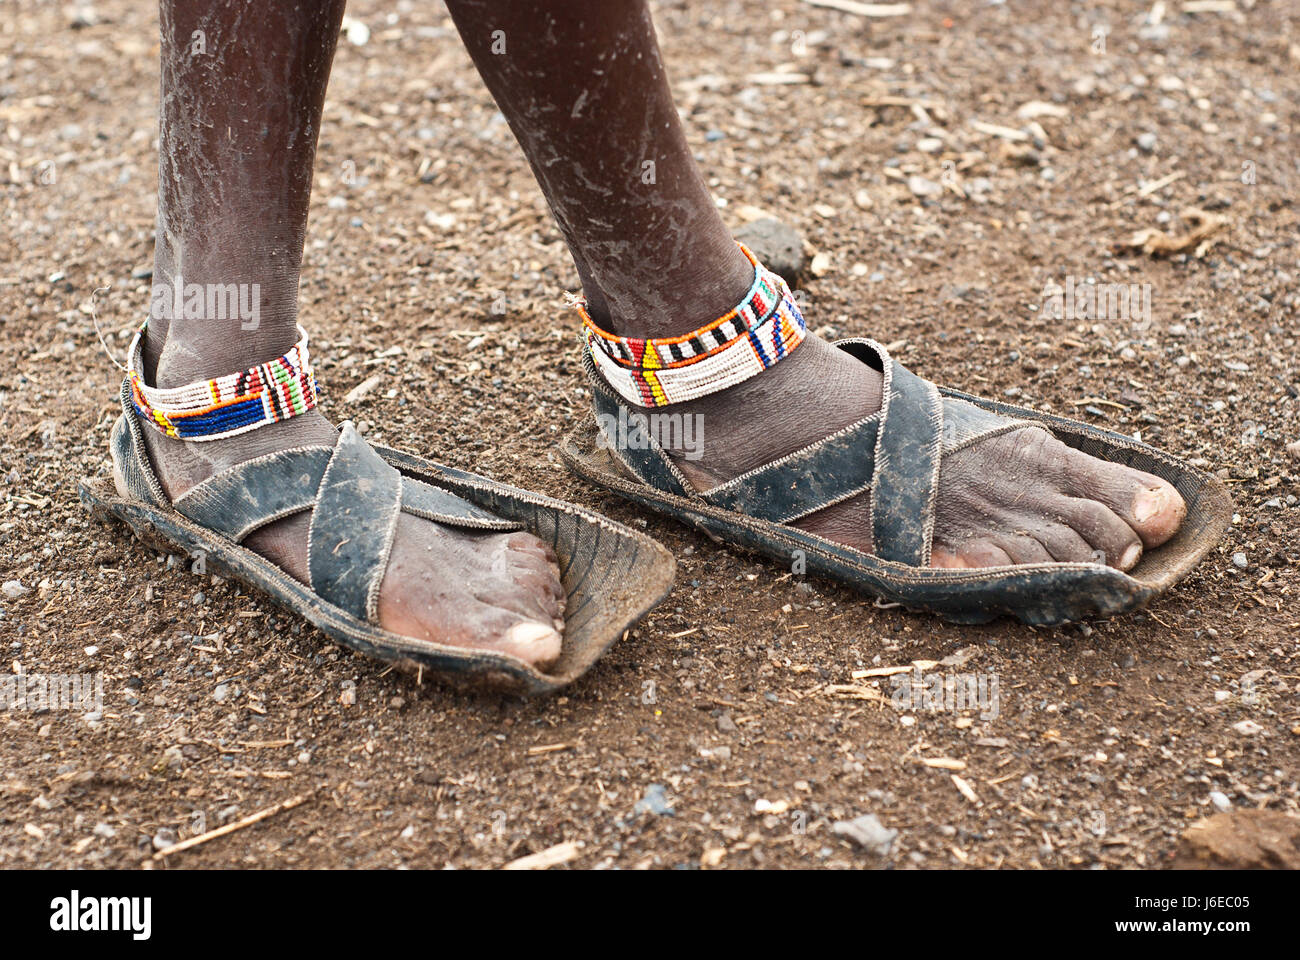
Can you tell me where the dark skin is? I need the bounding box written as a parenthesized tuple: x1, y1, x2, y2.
(137, 0, 1187, 665)
(140, 0, 567, 668)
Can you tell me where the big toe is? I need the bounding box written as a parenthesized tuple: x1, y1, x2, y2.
(1127, 479, 1187, 546)
(375, 520, 567, 671)
(497, 619, 564, 668)
(1064, 449, 1187, 549)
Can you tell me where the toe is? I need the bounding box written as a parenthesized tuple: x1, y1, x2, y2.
(499, 620, 563, 669)
(1062, 449, 1186, 548)
(1020, 519, 1096, 563)
(507, 531, 558, 565)
(1061, 497, 1143, 571)
(497, 569, 563, 622)
(988, 533, 1055, 565)
(932, 538, 1015, 568)
(376, 519, 566, 670)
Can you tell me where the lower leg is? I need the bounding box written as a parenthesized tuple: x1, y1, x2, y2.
(141, 0, 343, 506)
(145, 0, 338, 385)
(449, 0, 1185, 568)
(131, 0, 564, 664)
(446, 0, 880, 479)
(444, 0, 754, 337)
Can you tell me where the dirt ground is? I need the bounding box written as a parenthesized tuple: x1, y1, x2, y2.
(1, 0, 1297, 870)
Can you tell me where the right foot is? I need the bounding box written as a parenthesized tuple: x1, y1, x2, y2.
(135, 410, 566, 670)
(661, 335, 1187, 572)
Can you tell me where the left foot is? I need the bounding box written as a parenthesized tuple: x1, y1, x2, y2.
(660, 335, 1186, 570)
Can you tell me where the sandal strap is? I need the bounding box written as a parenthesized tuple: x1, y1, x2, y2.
(113, 374, 519, 622)
(700, 414, 879, 524)
(588, 365, 693, 498)
(858, 340, 944, 566)
(307, 423, 405, 623)
(584, 337, 1033, 568)
(173, 446, 334, 542)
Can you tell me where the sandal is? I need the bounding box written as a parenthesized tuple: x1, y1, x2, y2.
(81, 347, 674, 695)
(561, 337, 1230, 626)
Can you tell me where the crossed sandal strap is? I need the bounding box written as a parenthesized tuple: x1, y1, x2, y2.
(169, 420, 518, 623)
(586, 338, 1031, 568)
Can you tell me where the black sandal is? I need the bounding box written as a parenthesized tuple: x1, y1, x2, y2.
(81, 379, 675, 695)
(562, 337, 1230, 626)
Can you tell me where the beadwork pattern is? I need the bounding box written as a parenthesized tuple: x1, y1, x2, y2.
(126, 322, 319, 441)
(579, 243, 807, 407)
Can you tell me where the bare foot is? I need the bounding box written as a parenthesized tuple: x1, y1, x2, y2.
(662, 335, 1186, 571)
(135, 410, 566, 669)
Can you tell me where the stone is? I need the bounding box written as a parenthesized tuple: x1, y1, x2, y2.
(832, 813, 898, 856)
(733, 218, 806, 287)
(1171, 810, 1300, 869)
(907, 175, 943, 198)
(634, 783, 674, 817)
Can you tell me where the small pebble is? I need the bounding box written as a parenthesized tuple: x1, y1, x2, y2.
(634, 783, 674, 817)
(832, 813, 898, 856)
(907, 175, 943, 198)
(1209, 791, 1232, 813)
(1231, 552, 1249, 570)
(733, 218, 805, 286)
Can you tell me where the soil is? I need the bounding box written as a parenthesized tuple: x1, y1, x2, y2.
(1, 0, 1297, 870)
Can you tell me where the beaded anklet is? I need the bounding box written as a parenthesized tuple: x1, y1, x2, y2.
(126, 321, 319, 441)
(578, 243, 807, 407)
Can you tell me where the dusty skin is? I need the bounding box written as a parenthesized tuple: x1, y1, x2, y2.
(2, 0, 1298, 869)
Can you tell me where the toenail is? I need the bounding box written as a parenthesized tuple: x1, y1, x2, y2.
(1133, 488, 1165, 523)
(507, 621, 560, 648)
(1120, 543, 1142, 569)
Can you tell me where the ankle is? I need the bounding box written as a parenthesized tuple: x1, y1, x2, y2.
(583, 238, 755, 339)
(152, 323, 301, 389)
(144, 267, 301, 388)
(664, 336, 883, 482)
